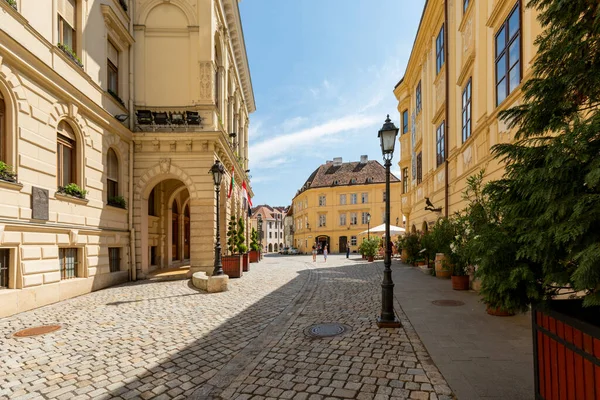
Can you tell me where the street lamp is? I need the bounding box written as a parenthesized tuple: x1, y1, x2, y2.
(209, 160, 226, 276)
(257, 214, 263, 254)
(377, 115, 401, 328)
(367, 212, 371, 240)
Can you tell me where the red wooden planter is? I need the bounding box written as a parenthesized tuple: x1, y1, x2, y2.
(367, 256, 374, 262)
(242, 253, 249, 272)
(533, 300, 600, 400)
(249, 250, 259, 263)
(451, 275, 470, 290)
(221, 255, 242, 278)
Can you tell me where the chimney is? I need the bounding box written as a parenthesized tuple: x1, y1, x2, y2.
(325, 160, 333, 165)
(333, 157, 343, 166)
(360, 155, 368, 163)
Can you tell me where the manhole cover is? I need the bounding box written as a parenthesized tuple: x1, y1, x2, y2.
(432, 300, 465, 307)
(305, 323, 350, 338)
(13, 325, 61, 337)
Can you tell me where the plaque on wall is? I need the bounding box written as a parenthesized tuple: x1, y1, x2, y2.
(32, 187, 49, 220)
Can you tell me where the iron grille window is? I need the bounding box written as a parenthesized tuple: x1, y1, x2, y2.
(0, 249, 9, 289)
(495, 3, 521, 106)
(109, 248, 120, 273)
(436, 121, 446, 167)
(350, 236, 357, 246)
(59, 248, 78, 280)
(416, 152, 423, 184)
(416, 81, 422, 114)
(462, 79, 472, 142)
(436, 24, 445, 74)
(402, 110, 409, 134)
(402, 168, 409, 194)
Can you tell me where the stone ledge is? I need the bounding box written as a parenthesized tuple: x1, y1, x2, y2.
(192, 272, 228, 293)
(0, 180, 23, 191)
(55, 193, 89, 205)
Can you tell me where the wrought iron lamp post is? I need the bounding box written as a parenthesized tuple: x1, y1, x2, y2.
(377, 115, 401, 328)
(367, 213, 371, 240)
(210, 160, 226, 276)
(257, 214, 263, 254)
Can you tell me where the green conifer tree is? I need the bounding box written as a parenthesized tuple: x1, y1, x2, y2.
(226, 215, 238, 255)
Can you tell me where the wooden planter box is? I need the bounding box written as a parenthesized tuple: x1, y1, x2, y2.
(222, 255, 242, 278)
(249, 250, 259, 263)
(242, 253, 249, 272)
(532, 300, 600, 400)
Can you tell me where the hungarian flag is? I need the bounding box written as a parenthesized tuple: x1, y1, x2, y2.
(242, 181, 253, 216)
(227, 167, 235, 198)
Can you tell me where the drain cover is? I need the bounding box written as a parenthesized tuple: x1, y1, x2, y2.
(13, 325, 61, 337)
(432, 300, 465, 307)
(305, 323, 350, 338)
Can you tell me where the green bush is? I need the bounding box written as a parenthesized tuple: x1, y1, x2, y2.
(236, 217, 247, 254)
(59, 183, 87, 199)
(250, 228, 260, 251)
(108, 195, 126, 209)
(226, 216, 238, 255)
(360, 237, 381, 257)
(402, 232, 422, 265)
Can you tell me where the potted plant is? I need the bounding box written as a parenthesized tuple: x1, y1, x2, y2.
(0, 161, 17, 183)
(249, 228, 260, 263)
(362, 237, 380, 262)
(58, 183, 87, 199)
(401, 232, 421, 266)
(108, 195, 127, 209)
(221, 216, 242, 278)
(237, 217, 249, 272)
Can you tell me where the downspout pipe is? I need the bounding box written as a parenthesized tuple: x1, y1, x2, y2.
(128, 0, 136, 281)
(444, 0, 450, 218)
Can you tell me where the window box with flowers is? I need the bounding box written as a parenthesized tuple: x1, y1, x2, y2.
(0, 161, 17, 184)
(108, 195, 127, 209)
(57, 183, 88, 204)
(58, 43, 83, 68)
(4, 0, 17, 10)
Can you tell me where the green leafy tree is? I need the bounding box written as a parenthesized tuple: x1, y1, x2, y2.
(250, 228, 260, 251)
(237, 217, 247, 254)
(226, 215, 238, 255)
(480, 0, 600, 309)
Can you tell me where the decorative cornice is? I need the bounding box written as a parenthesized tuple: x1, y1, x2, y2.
(101, 5, 135, 46)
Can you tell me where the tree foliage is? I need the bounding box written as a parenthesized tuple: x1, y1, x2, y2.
(482, 0, 600, 308)
(226, 216, 238, 255)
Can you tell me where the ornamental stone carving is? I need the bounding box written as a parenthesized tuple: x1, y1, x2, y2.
(463, 18, 473, 54)
(170, 141, 176, 151)
(436, 75, 446, 109)
(159, 158, 171, 174)
(463, 145, 473, 165)
(198, 61, 214, 101)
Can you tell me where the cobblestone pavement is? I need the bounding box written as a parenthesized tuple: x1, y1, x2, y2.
(0, 255, 454, 400)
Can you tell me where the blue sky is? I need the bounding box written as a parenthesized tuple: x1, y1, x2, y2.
(239, 0, 426, 207)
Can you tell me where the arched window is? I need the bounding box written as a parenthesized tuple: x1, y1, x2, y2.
(0, 93, 5, 162)
(148, 187, 156, 216)
(57, 121, 77, 187)
(172, 200, 178, 214)
(107, 148, 119, 199)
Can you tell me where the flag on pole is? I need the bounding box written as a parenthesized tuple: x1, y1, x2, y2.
(227, 167, 235, 199)
(242, 180, 253, 216)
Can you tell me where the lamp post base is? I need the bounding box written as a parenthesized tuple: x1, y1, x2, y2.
(376, 317, 402, 328)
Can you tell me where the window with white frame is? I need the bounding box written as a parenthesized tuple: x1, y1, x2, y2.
(339, 213, 346, 226)
(361, 193, 368, 204)
(340, 194, 346, 205)
(350, 212, 357, 225)
(58, 0, 77, 53)
(318, 195, 326, 206)
(350, 193, 357, 204)
(361, 212, 370, 224)
(350, 236, 357, 246)
(319, 214, 326, 227)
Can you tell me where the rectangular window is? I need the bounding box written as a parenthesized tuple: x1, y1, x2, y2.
(436, 24, 445, 74)
(269, 232, 272, 238)
(402, 110, 409, 134)
(463, 0, 469, 13)
(350, 194, 357, 205)
(350, 236, 357, 246)
(0, 249, 9, 289)
(107, 41, 119, 95)
(57, 134, 75, 187)
(495, 3, 521, 106)
(339, 194, 346, 205)
(318, 195, 326, 206)
(462, 79, 472, 142)
(416, 81, 422, 114)
(339, 213, 346, 226)
(361, 193, 368, 204)
(417, 152, 423, 184)
(57, 0, 76, 50)
(402, 168, 409, 194)
(436, 121, 446, 167)
(361, 212, 370, 225)
(350, 213, 357, 225)
(150, 246, 157, 266)
(59, 248, 78, 280)
(383, 191, 386, 202)
(319, 214, 326, 227)
(109, 248, 120, 273)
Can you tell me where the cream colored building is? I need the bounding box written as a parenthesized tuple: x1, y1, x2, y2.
(394, 0, 542, 232)
(293, 156, 402, 254)
(250, 205, 285, 253)
(0, 0, 254, 318)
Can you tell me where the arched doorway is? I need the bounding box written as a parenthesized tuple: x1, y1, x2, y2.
(422, 221, 428, 233)
(184, 204, 190, 260)
(268, 243, 273, 253)
(172, 200, 179, 261)
(316, 235, 330, 254)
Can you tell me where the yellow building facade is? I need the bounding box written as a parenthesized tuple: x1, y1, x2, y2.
(394, 0, 542, 231)
(293, 156, 402, 254)
(0, 0, 254, 318)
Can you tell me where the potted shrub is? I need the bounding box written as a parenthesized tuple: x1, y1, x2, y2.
(108, 195, 127, 209)
(221, 216, 242, 278)
(249, 228, 260, 263)
(362, 237, 380, 262)
(402, 232, 421, 266)
(58, 183, 87, 199)
(473, 1, 600, 396)
(0, 161, 17, 183)
(237, 217, 249, 272)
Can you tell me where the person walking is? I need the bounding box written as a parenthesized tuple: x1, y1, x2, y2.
(346, 246, 350, 259)
(312, 245, 317, 262)
(323, 245, 328, 262)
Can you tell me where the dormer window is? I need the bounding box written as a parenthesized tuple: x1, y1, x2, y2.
(333, 180, 339, 185)
(350, 178, 357, 184)
(366, 177, 373, 183)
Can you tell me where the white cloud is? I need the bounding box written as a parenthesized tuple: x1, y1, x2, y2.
(282, 116, 306, 132)
(250, 114, 381, 167)
(248, 120, 263, 139)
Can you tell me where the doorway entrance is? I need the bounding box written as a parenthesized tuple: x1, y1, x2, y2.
(316, 235, 330, 254)
(184, 205, 190, 259)
(339, 236, 347, 254)
(172, 201, 179, 261)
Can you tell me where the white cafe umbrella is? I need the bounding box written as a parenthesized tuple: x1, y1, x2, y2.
(359, 223, 406, 235)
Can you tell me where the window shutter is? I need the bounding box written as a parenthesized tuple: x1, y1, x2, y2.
(108, 41, 119, 67)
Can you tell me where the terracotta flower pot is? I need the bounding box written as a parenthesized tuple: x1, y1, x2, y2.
(451, 275, 470, 290)
(242, 253, 249, 272)
(368, 255, 374, 262)
(486, 306, 515, 317)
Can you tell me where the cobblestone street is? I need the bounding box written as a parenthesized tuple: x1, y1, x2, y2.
(0, 255, 453, 400)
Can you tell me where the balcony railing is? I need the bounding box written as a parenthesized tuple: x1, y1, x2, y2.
(134, 107, 204, 132)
